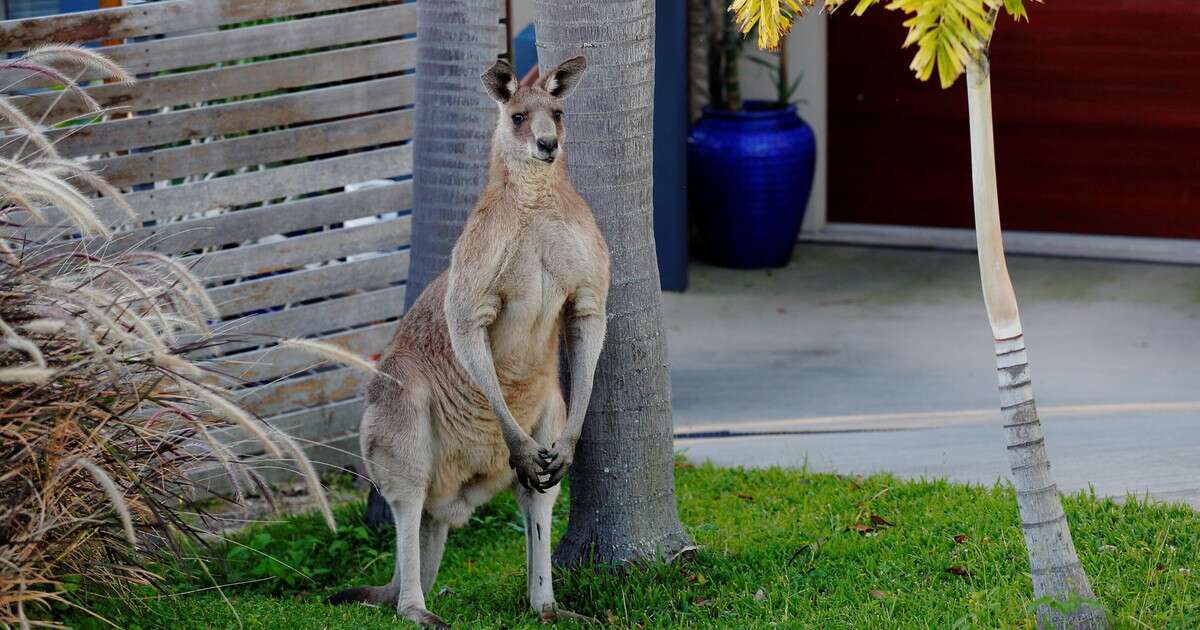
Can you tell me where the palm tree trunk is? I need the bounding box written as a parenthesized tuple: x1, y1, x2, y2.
(687, 0, 709, 121)
(407, 0, 507, 301)
(966, 59, 1108, 630)
(533, 0, 693, 567)
(366, 0, 505, 530)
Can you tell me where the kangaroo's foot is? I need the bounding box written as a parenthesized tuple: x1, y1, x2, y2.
(538, 604, 601, 625)
(400, 605, 449, 629)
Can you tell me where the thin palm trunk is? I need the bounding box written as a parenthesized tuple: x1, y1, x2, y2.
(533, 0, 693, 566)
(366, 0, 505, 529)
(966, 59, 1108, 630)
(687, 0, 709, 120)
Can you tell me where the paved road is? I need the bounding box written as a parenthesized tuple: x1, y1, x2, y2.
(661, 244, 1200, 506)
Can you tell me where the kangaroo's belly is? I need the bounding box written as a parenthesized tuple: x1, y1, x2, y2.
(424, 289, 561, 526)
(425, 367, 554, 527)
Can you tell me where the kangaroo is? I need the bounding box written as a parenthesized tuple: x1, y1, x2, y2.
(327, 56, 609, 628)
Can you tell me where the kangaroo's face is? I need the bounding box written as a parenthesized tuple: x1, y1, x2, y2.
(481, 56, 587, 166)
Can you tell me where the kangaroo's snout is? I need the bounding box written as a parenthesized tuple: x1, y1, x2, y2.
(535, 136, 558, 162)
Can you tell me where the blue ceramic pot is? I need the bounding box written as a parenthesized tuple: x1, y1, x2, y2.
(687, 101, 816, 268)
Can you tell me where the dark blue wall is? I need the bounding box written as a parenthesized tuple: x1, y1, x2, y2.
(58, 0, 98, 12)
(652, 0, 688, 291)
(5, 0, 97, 19)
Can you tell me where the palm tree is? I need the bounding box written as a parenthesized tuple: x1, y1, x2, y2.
(732, 1, 1108, 627)
(366, 0, 506, 530)
(533, 0, 694, 567)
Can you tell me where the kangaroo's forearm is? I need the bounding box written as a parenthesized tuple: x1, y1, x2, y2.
(561, 312, 605, 446)
(448, 325, 529, 445)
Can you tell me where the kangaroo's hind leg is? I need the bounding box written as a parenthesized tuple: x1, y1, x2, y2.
(514, 390, 566, 619)
(420, 511, 449, 596)
(329, 389, 445, 628)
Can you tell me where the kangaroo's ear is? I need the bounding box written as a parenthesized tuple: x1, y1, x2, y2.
(540, 55, 587, 98)
(481, 59, 518, 104)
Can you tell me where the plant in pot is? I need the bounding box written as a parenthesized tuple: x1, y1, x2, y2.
(688, 4, 817, 269)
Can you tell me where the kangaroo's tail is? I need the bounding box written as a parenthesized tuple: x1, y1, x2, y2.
(325, 584, 397, 607)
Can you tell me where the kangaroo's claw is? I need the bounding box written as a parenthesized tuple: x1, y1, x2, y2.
(539, 605, 601, 625)
(510, 442, 548, 493)
(535, 441, 573, 490)
(399, 606, 450, 629)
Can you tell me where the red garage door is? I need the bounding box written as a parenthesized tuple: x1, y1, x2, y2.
(829, 1, 1200, 239)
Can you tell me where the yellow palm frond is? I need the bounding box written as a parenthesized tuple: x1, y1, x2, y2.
(889, 0, 997, 88)
(730, 0, 1035, 88)
(728, 0, 815, 51)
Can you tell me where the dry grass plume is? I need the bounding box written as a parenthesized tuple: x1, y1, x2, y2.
(1, 48, 382, 628)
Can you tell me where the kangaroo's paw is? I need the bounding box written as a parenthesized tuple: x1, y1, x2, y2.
(508, 437, 552, 493)
(399, 605, 449, 629)
(537, 440, 574, 489)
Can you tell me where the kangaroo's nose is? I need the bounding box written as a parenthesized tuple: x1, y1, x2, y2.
(536, 137, 558, 154)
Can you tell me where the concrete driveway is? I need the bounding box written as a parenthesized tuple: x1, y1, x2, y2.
(662, 244, 1200, 506)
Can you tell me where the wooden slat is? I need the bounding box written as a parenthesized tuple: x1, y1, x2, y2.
(242, 403, 363, 459)
(0, 4, 415, 86)
(96, 145, 409, 227)
(196, 215, 411, 280)
(209, 249, 409, 317)
(207, 288, 404, 356)
(0, 0, 388, 53)
(17, 183, 412, 265)
(194, 428, 363, 492)
(98, 183, 411, 257)
(208, 394, 364, 454)
(11, 40, 415, 122)
(243, 367, 367, 417)
(2, 146, 411, 234)
(34, 76, 414, 159)
(216, 321, 398, 384)
(192, 398, 366, 494)
(90, 109, 413, 187)
(241, 433, 362, 484)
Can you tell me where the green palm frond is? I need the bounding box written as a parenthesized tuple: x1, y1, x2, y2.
(730, 0, 1035, 88)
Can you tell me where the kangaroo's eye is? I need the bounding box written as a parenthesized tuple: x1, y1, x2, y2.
(553, 110, 564, 121)
(511, 113, 526, 126)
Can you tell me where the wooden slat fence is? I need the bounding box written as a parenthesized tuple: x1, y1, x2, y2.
(1, 0, 420, 492)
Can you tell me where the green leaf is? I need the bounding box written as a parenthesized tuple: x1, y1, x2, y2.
(1003, 0, 1028, 21)
(851, 0, 883, 16)
(784, 74, 805, 100)
(746, 55, 780, 71)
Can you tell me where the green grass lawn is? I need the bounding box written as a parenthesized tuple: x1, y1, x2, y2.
(69, 463, 1199, 629)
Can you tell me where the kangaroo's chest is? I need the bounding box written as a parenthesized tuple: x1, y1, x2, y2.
(489, 216, 591, 361)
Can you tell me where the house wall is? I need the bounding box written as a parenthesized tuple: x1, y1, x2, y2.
(828, 3, 1200, 240)
(736, 14, 827, 232)
(508, 2, 830, 233)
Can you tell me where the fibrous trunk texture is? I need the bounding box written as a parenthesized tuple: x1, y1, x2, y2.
(407, 0, 506, 301)
(687, 0, 709, 121)
(366, 0, 505, 530)
(533, 0, 693, 567)
(966, 61, 1108, 630)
